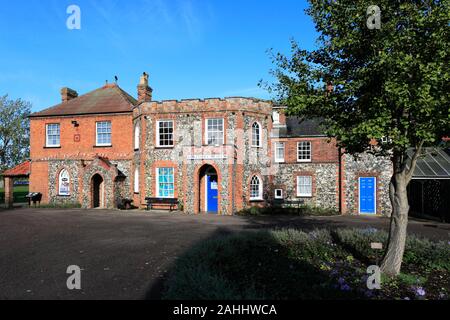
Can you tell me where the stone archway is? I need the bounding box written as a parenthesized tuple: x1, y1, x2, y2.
(81, 157, 123, 209)
(91, 174, 105, 208)
(198, 164, 219, 214)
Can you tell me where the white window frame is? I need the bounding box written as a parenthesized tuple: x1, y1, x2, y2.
(155, 167, 175, 199)
(274, 142, 285, 163)
(58, 169, 70, 196)
(272, 111, 280, 125)
(249, 175, 263, 201)
(297, 141, 312, 162)
(96, 121, 112, 146)
(297, 176, 313, 197)
(205, 118, 225, 146)
(134, 168, 140, 193)
(134, 124, 140, 150)
(156, 120, 174, 147)
(252, 122, 261, 148)
(46, 124, 60, 147)
(274, 189, 283, 199)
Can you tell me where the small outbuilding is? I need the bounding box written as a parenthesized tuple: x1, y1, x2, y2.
(1, 161, 31, 208)
(407, 148, 450, 222)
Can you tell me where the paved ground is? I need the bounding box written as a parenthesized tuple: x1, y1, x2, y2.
(0, 208, 449, 300)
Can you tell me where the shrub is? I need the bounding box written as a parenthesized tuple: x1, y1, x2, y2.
(236, 204, 339, 217)
(333, 228, 450, 271)
(38, 202, 82, 209)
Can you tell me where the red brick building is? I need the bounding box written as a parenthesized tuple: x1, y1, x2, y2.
(27, 73, 392, 215)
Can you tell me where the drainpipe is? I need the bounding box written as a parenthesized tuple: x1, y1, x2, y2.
(338, 147, 343, 215)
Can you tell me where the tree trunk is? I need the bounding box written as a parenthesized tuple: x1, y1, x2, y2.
(380, 170, 410, 276)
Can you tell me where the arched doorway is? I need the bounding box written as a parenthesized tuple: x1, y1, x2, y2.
(91, 174, 105, 208)
(199, 165, 219, 214)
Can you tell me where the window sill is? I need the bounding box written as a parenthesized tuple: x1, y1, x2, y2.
(297, 160, 312, 163)
(297, 195, 313, 198)
(249, 199, 264, 202)
(44, 146, 61, 149)
(155, 146, 174, 149)
(94, 145, 112, 148)
(275, 160, 285, 164)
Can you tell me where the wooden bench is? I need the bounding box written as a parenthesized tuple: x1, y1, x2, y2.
(271, 199, 305, 213)
(145, 197, 178, 211)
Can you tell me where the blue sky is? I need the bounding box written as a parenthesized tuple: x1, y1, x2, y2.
(0, 0, 317, 111)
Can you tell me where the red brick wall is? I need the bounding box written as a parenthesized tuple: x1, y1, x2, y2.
(30, 114, 134, 160)
(270, 137, 339, 164)
(29, 113, 134, 204)
(29, 161, 49, 203)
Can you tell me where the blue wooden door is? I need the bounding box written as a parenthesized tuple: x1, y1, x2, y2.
(359, 177, 376, 214)
(207, 175, 218, 213)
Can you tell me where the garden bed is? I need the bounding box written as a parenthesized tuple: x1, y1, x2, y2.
(237, 204, 339, 217)
(163, 228, 449, 300)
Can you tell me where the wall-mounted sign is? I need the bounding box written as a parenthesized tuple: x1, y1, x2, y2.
(187, 154, 227, 160)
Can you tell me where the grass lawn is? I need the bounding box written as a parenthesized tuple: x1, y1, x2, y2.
(163, 228, 450, 300)
(0, 185, 29, 203)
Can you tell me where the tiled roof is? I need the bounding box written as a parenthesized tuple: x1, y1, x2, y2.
(2, 161, 31, 177)
(29, 84, 137, 118)
(278, 117, 326, 137)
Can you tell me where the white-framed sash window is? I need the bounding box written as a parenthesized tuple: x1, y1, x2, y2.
(297, 176, 312, 197)
(46, 124, 60, 147)
(96, 121, 112, 146)
(297, 141, 312, 162)
(157, 120, 174, 147)
(275, 142, 285, 163)
(206, 118, 224, 146)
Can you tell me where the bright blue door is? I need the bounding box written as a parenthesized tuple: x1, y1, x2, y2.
(359, 177, 376, 214)
(207, 175, 219, 213)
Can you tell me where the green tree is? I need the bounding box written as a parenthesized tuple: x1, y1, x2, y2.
(0, 95, 31, 172)
(264, 0, 449, 276)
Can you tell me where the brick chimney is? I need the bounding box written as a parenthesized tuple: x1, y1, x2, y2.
(61, 87, 78, 103)
(137, 72, 153, 103)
